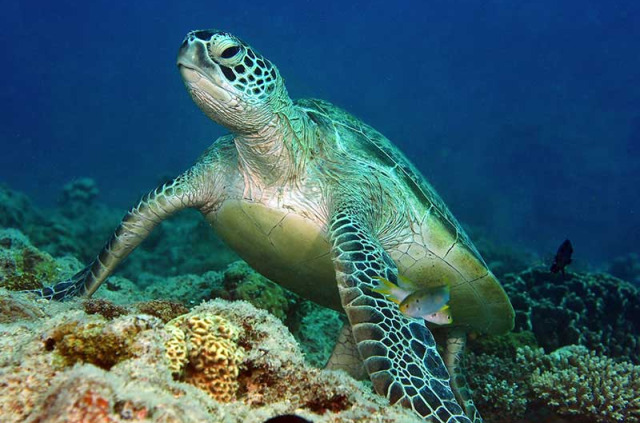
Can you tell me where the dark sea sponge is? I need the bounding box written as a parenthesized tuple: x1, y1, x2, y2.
(502, 268, 640, 363)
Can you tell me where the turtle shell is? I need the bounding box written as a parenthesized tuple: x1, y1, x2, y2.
(297, 98, 514, 335)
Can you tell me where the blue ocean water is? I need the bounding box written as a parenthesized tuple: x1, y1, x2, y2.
(1, 0, 638, 265)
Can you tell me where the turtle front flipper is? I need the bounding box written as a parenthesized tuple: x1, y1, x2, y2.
(329, 205, 471, 423)
(28, 168, 214, 300)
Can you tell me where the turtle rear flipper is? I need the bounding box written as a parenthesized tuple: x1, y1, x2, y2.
(27, 265, 93, 300)
(326, 323, 367, 380)
(329, 203, 471, 423)
(26, 169, 213, 300)
(445, 329, 483, 423)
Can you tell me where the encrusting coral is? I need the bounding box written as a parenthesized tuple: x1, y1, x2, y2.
(165, 312, 244, 402)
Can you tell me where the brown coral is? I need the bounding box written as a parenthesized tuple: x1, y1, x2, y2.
(134, 300, 189, 323)
(46, 314, 161, 370)
(83, 299, 129, 320)
(165, 312, 244, 402)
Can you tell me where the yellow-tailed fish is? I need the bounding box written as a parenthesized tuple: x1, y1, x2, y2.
(371, 276, 412, 304)
(372, 277, 452, 323)
(398, 285, 450, 319)
(424, 305, 453, 325)
(396, 274, 420, 290)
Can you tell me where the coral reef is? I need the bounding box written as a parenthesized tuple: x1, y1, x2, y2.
(59, 178, 100, 218)
(0, 183, 42, 230)
(0, 288, 46, 323)
(1, 183, 236, 281)
(218, 261, 294, 321)
(469, 330, 538, 359)
(3, 182, 640, 422)
(134, 300, 190, 323)
(0, 228, 81, 291)
(531, 345, 640, 423)
(0, 292, 423, 423)
(133, 271, 223, 305)
(501, 267, 640, 362)
(165, 311, 244, 402)
(0, 226, 336, 370)
(83, 298, 189, 323)
(215, 261, 343, 367)
(466, 346, 542, 422)
(83, 298, 129, 320)
(288, 301, 343, 368)
(467, 345, 640, 423)
(608, 252, 640, 285)
(45, 312, 161, 369)
(116, 209, 238, 280)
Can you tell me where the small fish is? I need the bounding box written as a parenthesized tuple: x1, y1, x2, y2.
(399, 285, 450, 319)
(424, 305, 453, 325)
(550, 239, 573, 276)
(372, 276, 452, 325)
(371, 275, 416, 304)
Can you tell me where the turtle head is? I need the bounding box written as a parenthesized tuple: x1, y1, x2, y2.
(177, 30, 288, 134)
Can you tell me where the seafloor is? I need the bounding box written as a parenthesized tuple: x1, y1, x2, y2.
(1, 180, 639, 423)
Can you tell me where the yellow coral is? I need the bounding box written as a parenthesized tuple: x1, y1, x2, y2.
(165, 312, 244, 402)
(164, 324, 187, 374)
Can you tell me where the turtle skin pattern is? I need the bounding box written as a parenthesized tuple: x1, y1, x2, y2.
(329, 203, 470, 423)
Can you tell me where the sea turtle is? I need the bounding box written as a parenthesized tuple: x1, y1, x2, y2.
(34, 29, 514, 422)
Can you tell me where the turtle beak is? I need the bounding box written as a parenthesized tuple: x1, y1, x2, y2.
(177, 39, 201, 74)
(177, 33, 214, 78)
(177, 34, 234, 106)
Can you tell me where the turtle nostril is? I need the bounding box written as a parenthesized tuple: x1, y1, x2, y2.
(194, 30, 215, 41)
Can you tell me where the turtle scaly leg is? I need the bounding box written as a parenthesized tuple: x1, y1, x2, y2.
(329, 203, 471, 423)
(28, 167, 214, 300)
(326, 323, 367, 380)
(445, 328, 483, 423)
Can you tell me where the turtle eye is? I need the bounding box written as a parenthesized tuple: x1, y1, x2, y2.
(221, 46, 241, 59)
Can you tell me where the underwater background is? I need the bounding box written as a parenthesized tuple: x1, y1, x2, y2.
(1, 1, 640, 423)
(2, 0, 639, 265)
